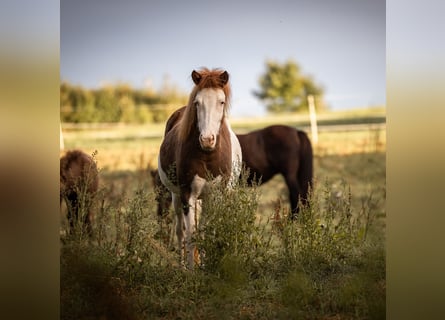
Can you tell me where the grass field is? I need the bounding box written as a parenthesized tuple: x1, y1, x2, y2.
(61, 107, 386, 170)
(60, 108, 386, 319)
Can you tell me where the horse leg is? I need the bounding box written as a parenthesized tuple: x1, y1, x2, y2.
(66, 206, 74, 233)
(297, 177, 311, 212)
(297, 130, 313, 215)
(194, 199, 203, 265)
(157, 189, 172, 221)
(65, 193, 77, 234)
(185, 175, 208, 269)
(83, 208, 94, 237)
(184, 196, 197, 269)
(284, 175, 301, 220)
(172, 194, 185, 263)
(155, 191, 172, 247)
(297, 164, 312, 214)
(169, 193, 179, 250)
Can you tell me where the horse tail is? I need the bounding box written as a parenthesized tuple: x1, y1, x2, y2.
(297, 130, 313, 206)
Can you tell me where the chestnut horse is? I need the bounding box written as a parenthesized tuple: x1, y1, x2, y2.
(60, 149, 99, 235)
(153, 123, 313, 221)
(158, 68, 242, 269)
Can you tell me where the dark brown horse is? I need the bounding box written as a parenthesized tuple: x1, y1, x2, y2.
(153, 122, 313, 221)
(60, 149, 99, 235)
(237, 125, 313, 219)
(158, 68, 242, 269)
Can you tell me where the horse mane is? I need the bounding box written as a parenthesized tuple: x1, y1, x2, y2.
(178, 68, 231, 141)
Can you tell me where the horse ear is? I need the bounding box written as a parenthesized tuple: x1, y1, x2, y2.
(191, 70, 201, 85)
(220, 71, 229, 85)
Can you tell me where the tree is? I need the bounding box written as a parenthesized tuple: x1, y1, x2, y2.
(60, 80, 189, 123)
(60, 82, 97, 122)
(253, 59, 324, 113)
(93, 87, 121, 122)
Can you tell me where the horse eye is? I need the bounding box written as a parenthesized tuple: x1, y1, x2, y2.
(220, 101, 225, 106)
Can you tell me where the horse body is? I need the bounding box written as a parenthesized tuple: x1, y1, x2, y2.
(60, 149, 99, 235)
(158, 69, 241, 269)
(154, 124, 313, 223)
(237, 125, 313, 218)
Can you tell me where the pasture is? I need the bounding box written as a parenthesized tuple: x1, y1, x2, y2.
(60, 109, 386, 319)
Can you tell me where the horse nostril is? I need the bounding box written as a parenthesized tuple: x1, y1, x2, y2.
(199, 134, 215, 147)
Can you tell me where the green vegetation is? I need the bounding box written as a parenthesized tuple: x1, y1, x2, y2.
(60, 117, 385, 319)
(60, 81, 188, 124)
(253, 59, 325, 113)
(60, 59, 330, 126)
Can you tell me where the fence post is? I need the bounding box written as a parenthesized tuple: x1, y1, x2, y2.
(307, 95, 318, 145)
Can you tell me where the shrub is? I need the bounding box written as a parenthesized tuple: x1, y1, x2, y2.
(277, 179, 379, 274)
(61, 163, 385, 319)
(194, 171, 274, 278)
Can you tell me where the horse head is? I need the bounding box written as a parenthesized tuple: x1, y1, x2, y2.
(190, 69, 230, 151)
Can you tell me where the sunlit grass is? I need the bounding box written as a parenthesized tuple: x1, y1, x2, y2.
(60, 110, 385, 319)
(62, 108, 386, 171)
(60, 153, 385, 319)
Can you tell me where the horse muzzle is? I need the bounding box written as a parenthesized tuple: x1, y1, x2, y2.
(199, 133, 216, 151)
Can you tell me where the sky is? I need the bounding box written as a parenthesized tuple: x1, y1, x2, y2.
(61, 0, 385, 117)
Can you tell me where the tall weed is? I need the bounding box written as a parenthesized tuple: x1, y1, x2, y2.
(278, 179, 380, 273)
(195, 170, 274, 279)
(61, 161, 385, 319)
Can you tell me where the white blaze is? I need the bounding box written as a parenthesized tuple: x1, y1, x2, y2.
(194, 88, 226, 150)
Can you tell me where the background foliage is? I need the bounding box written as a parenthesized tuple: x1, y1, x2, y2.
(61, 59, 327, 124)
(60, 81, 188, 124)
(253, 59, 325, 113)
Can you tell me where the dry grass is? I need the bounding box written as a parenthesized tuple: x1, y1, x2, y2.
(60, 111, 386, 319)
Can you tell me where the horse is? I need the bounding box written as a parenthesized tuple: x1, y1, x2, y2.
(158, 68, 242, 269)
(153, 123, 312, 221)
(60, 149, 99, 235)
(150, 169, 172, 220)
(237, 125, 313, 219)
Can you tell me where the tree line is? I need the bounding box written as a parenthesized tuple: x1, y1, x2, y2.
(61, 60, 325, 123)
(60, 80, 188, 123)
